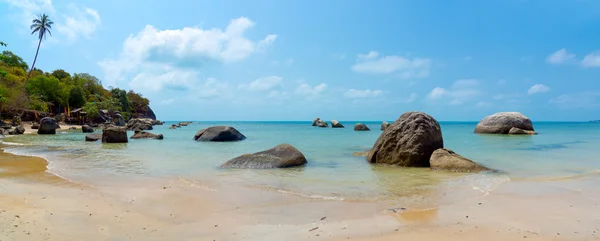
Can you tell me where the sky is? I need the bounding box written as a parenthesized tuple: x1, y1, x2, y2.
(1, 0, 599, 121)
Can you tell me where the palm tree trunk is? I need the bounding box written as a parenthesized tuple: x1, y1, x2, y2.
(24, 38, 42, 90)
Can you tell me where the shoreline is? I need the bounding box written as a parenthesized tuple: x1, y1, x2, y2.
(1, 146, 599, 240)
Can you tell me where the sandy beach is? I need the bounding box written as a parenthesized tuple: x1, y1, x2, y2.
(1, 146, 599, 241)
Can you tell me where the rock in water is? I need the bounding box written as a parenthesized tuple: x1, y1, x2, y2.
(220, 144, 307, 169)
(354, 123, 370, 131)
(38, 117, 58, 135)
(31, 122, 39, 129)
(430, 148, 492, 173)
(331, 120, 344, 128)
(131, 131, 164, 140)
(508, 127, 537, 135)
(126, 118, 154, 131)
(474, 112, 534, 134)
(113, 113, 126, 126)
(169, 124, 178, 129)
(193, 126, 246, 142)
(316, 120, 328, 128)
(312, 118, 321, 126)
(102, 126, 128, 143)
(82, 125, 94, 133)
(367, 111, 443, 167)
(381, 121, 390, 130)
(8, 126, 25, 135)
(85, 134, 102, 142)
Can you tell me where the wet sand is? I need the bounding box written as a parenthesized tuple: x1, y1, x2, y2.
(1, 147, 599, 240)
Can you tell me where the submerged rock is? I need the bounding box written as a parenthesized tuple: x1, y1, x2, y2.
(220, 144, 307, 169)
(131, 131, 163, 140)
(367, 111, 443, 167)
(169, 124, 178, 129)
(352, 151, 369, 157)
(354, 123, 370, 131)
(429, 148, 492, 173)
(381, 121, 390, 130)
(474, 112, 534, 134)
(38, 117, 58, 135)
(82, 125, 94, 133)
(102, 126, 128, 143)
(85, 134, 102, 142)
(193, 126, 246, 142)
(508, 127, 537, 135)
(331, 120, 344, 128)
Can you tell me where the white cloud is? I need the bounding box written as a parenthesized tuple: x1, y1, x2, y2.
(129, 65, 196, 92)
(1, 0, 55, 27)
(295, 83, 327, 96)
(351, 51, 431, 77)
(527, 84, 550, 95)
(581, 51, 600, 68)
(344, 89, 383, 98)
(196, 78, 232, 99)
(55, 4, 101, 42)
(247, 76, 283, 91)
(546, 49, 575, 65)
(98, 17, 275, 88)
(427, 79, 481, 105)
(257, 34, 277, 51)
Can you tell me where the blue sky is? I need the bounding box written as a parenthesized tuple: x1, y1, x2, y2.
(1, 0, 599, 121)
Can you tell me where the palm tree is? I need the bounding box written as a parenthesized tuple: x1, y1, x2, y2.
(25, 14, 53, 86)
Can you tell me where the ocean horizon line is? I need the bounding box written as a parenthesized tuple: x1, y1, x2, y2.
(157, 120, 599, 123)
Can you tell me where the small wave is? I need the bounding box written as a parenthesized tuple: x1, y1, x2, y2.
(177, 178, 218, 191)
(449, 173, 511, 195)
(0, 141, 26, 146)
(275, 189, 346, 201)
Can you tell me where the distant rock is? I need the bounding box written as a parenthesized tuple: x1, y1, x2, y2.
(102, 126, 128, 143)
(331, 120, 344, 128)
(220, 144, 307, 169)
(508, 127, 537, 135)
(316, 120, 328, 128)
(126, 118, 154, 131)
(85, 134, 102, 142)
(113, 112, 126, 126)
(38, 117, 58, 135)
(82, 125, 94, 133)
(178, 122, 191, 127)
(430, 148, 492, 173)
(367, 111, 443, 167)
(151, 120, 164, 125)
(131, 131, 164, 140)
(31, 122, 39, 129)
(169, 124, 178, 129)
(474, 112, 535, 134)
(354, 123, 370, 131)
(312, 118, 321, 126)
(193, 126, 246, 142)
(8, 126, 25, 135)
(381, 121, 390, 130)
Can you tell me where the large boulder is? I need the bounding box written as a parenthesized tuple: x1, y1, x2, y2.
(82, 125, 94, 133)
(508, 127, 537, 135)
(131, 131, 164, 140)
(126, 118, 153, 131)
(474, 112, 534, 134)
(220, 144, 307, 169)
(311, 118, 321, 126)
(193, 126, 246, 142)
(113, 113, 126, 126)
(331, 120, 344, 128)
(151, 120, 164, 126)
(85, 133, 102, 142)
(354, 123, 370, 131)
(367, 111, 443, 167)
(316, 120, 328, 128)
(102, 126, 128, 143)
(381, 121, 390, 130)
(430, 148, 492, 173)
(38, 117, 58, 135)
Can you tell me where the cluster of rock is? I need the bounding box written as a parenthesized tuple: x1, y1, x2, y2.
(85, 122, 164, 143)
(170, 122, 193, 129)
(131, 131, 164, 140)
(474, 112, 536, 135)
(312, 118, 328, 128)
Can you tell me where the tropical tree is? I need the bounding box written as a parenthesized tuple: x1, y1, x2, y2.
(25, 14, 53, 86)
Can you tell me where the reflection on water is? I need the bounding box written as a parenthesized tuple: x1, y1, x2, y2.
(2, 121, 600, 207)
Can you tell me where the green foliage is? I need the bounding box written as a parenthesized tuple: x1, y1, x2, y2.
(68, 87, 86, 108)
(28, 94, 49, 112)
(0, 70, 6, 78)
(110, 88, 131, 113)
(51, 69, 70, 80)
(0, 51, 29, 70)
(82, 102, 99, 118)
(26, 75, 70, 107)
(127, 90, 150, 116)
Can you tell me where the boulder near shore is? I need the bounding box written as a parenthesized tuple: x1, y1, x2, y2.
(367, 111, 443, 167)
(193, 126, 246, 142)
(102, 126, 128, 143)
(354, 123, 370, 131)
(38, 117, 58, 135)
(126, 118, 154, 131)
(85, 134, 102, 142)
(430, 148, 492, 173)
(82, 125, 94, 133)
(131, 131, 164, 140)
(474, 112, 536, 134)
(220, 144, 307, 169)
(331, 120, 344, 128)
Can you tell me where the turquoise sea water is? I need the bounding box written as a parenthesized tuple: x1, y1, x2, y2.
(3, 121, 600, 206)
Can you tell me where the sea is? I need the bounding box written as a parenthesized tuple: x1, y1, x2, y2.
(2, 121, 600, 208)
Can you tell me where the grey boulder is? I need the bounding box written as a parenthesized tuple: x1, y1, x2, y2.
(354, 123, 370, 131)
(474, 112, 535, 134)
(131, 131, 163, 140)
(193, 126, 246, 142)
(381, 121, 390, 130)
(331, 120, 344, 128)
(38, 117, 58, 135)
(102, 126, 128, 143)
(82, 125, 94, 133)
(220, 144, 307, 169)
(508, 127, 537, 135)
(430, 148, 493, 173)
(85, 134, 102, 142)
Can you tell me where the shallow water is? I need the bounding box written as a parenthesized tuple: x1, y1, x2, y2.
(2, 121, 600, 208)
